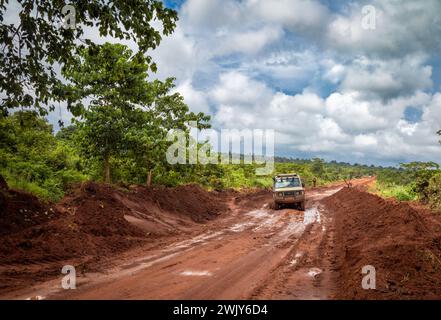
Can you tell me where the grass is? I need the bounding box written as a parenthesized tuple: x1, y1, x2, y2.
(369, 181, 417, 201)
(1, 169, 87, 202)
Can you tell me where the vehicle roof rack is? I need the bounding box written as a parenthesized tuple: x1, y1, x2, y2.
(275, 173, 298, 177)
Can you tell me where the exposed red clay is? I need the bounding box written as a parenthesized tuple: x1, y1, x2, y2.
(2, 177, 441, 300)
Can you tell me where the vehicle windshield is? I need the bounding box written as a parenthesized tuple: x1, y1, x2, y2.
(275, 177, 301, 188)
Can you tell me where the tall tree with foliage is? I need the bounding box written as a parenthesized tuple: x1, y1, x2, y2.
(126, 85, 210, 185)
(64, 43, 210, 184)
(63, 43, 154, 183)
(74, 105, 130, 183)
(0, 0, 177, 116)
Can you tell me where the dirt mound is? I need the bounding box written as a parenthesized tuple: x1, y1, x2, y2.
(130, 184, 229, 223)
(1, 182, 229, 263)
(0, 182, 146, 266)
(58, 182, 147, 237)
(324, 187, 441, 299)
(0, 186, 57, 236)
(234, 189, 272, 211)
(0, 181, 230, 293)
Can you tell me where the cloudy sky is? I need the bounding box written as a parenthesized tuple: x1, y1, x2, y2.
(144, 0, 441, 166)
(23, 0, 439, 165)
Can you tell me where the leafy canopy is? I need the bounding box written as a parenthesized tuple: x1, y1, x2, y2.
(64, 43, 210, 183)
(0, 0, 177, 116)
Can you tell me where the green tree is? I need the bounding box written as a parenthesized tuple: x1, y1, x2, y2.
(0, 0, 177, 116)
(126, 87, 210, 186)
(400, 161, 440, 172)
(427, 173, 441, 210)
(74, 105, 129, 183)
(65, 43, 211, 184)
(61, 43, 158, 115)
(63, 43, 155, 183)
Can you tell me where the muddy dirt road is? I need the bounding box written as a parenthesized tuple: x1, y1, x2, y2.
(2, 178, 373, 300)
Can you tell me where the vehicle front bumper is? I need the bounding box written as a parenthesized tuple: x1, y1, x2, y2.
(273, 194, 305, 204)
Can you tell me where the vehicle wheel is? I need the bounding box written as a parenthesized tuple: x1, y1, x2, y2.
(274, 202, 280, 210)
(300, 201, 305, 211)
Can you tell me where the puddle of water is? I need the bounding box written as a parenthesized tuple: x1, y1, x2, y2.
(180, 270, 212, 277)
(303, 207, 321, 225)
(125, 252, 181, 272)
(229, 222, 255, 232)
(307, 267, 322, 278)
(279, 221, 305, 237)
(253, 215, 281, 231)
(246, 209, 270, 219)
(168, 231, 224, 251)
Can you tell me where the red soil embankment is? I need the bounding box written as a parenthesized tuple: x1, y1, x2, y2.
(324, 187, 441, 299)
(0, 180, 228, 292)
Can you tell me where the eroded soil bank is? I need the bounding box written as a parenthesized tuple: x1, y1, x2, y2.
(325, 187, 441, 299)
(0, 181, 231, 293)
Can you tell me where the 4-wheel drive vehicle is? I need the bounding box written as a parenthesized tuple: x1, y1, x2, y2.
(273, 173, 306, 211)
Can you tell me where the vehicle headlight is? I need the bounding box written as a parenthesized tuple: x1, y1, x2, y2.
(278, 192, 283, 197)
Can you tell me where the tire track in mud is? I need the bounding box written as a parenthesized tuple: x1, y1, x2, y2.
(248, 189, 341, 299)
(249, 206, 336, 299)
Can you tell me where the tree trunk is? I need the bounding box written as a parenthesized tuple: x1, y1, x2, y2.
(104, 155, 111, 184)
(147, 168, 153, 186)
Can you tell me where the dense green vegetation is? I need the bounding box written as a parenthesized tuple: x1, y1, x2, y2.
(0, 113, 382, 201)
(1, 109, 440, 212)
(372, 162, 441, 209)
(0, 111, 86, 201)
(62, 43, 209, 184)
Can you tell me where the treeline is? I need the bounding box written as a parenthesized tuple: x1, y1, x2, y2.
(0, 110, 212, 201)
(0, 41, 211, 200)
(2, 113, 441, 212)
(0, 117, 381, 202)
